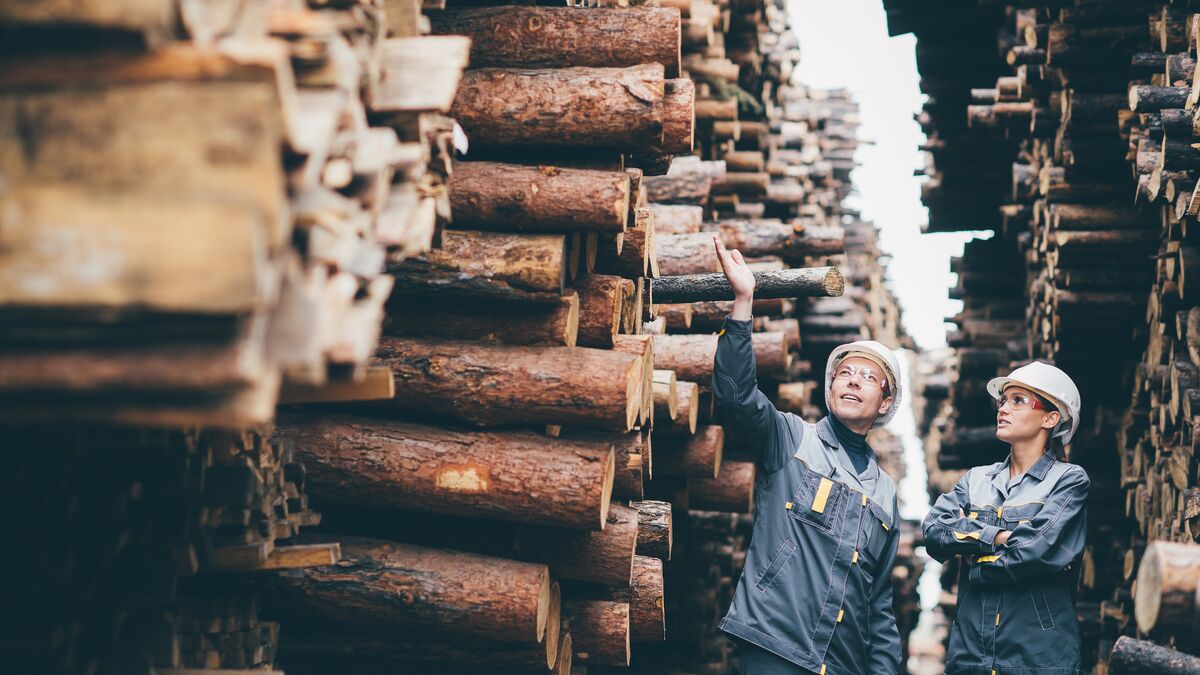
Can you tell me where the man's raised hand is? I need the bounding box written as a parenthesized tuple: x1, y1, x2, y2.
(713, 234, 755, 321)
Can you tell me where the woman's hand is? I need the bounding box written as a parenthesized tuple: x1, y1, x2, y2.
(713, 234, 755, 320)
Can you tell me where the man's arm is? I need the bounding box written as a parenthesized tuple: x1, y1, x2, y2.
(922, 472, 1004, 563)
(867, 498, 902, 674)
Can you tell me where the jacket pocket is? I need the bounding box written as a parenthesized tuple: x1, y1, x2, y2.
(859, 500, 893, 566)
(787, 466, 844, 533)
(1030, 587, 1055, 630)
(755, 538, 797, 592)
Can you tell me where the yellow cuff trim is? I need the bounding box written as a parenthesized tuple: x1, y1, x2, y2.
(977, 554, 1003, 563)
(953, 531, 982, 541)
(717, 328, 726, 337)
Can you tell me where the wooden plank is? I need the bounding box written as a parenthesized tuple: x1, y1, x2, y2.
(211, 543, 341, 572)
(279, 366, 395, 404)
(210, 540, 275, 570)
(0, 0, 176, 45)
(369, 36, 471, 113)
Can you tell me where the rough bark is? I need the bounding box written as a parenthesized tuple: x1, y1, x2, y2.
(656, 232, 722, 276)
(632, 500, 673, 560)
(724, 150, 765, 172)
(644, 169, 713, 205)
(275, 414, 615, 530)
(384, 292, 579, 347)
(563, 600, 631, 666)
(704, 220, 846, 258)
(650, 267, 844, 303)
(658, 303, 694, 330)
(574, 274, 631, 348)
(775, 382, 811, 414)
(449, 161, 630, 233)
(654, 424, 724, 478)
(389, 230, 567, 302)
(595, 228, 652, 279)
(652, 332, 788, 382)
(451, 64, 665, 150)
(1109, 636, 1200, 675)
(374, 337, 643, 431)
(560, 428, 648, 501)
(277, 629, 563, 672)
(1134, 540, 1200, 634)
(430, 7, 682, 76)
(656, 78, 695, 155)
(761, 318, 801, 350)
(522, 503, 640, 587)
(610, 556, 666, 643)
(690, 460, 756, 513)
(649, 204, 703, 234)
(694, 97, 737, 121)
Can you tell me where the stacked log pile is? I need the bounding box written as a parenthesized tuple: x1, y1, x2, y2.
(889, 0, 1200, 671)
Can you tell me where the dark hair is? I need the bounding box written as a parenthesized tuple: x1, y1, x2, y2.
(1035, 394, 1065, 458)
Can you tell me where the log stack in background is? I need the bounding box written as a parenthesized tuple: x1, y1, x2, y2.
(889, 0, 1200, 671)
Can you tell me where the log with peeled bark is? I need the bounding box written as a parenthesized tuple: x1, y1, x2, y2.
(564, 600, 631, 666)
(652, 369, 678, 423)
(383, 293, 579, 347)
(652, 332, 789, 382)
(650, 267, 845, 303)
(1134, 540, 1200, 634)
(632, 500, 673, 560)
(451, 64, 664, 150)
(610, 556, 666, 643)
(1108, 636, 1200, 675)
(374, 337, 643, 431)
(649, 204, 703, 234)
(704, 220, 846, 259)
(275, 414, 615, 529)
(430, 7, 682, 76)
(654, 424, 724, 478)
(574, 274, 632, 348)
(448, 161, 630, 233)
(389, 230, 567, 302)
(656, 232, 722, 276)
(690, 460, 756, 512)
(522, 503, 640, 587)
(265, 536, 551, 643)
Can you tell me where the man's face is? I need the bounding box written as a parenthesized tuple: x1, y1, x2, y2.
(829, 356, 893, 427)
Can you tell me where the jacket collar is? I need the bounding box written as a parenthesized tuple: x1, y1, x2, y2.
(816, 416, 879, 485)
(987, 451, 1055, 494)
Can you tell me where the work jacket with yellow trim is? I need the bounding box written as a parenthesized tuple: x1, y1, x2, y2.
(923, 453, 1089, 675)
(712, 316, 902, 675)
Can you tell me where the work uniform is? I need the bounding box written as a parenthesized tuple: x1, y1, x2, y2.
(923, 453, 1089, 675)
(712, 316, 902, 675)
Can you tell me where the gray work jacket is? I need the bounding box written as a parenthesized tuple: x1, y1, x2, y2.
(922, 453, 1089, 675)
(712, 316, 902, 675)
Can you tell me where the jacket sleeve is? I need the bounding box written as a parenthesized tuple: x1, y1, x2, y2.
(969, 466, 1089, 586)
(921, 471, 1003, 563)
(867, 497, 902, 675)
(711, 315, 800, 474)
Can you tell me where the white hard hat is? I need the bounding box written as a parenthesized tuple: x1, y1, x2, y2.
(824, 340, 902, 428)
(987, 361, 1081, 444)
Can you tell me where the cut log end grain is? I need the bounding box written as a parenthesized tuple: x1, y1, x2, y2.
(674, 380, 700, 433)
(652, 369, 679, 422)
(574, 274, 630, 348)
(1134, 540, 1200, 635)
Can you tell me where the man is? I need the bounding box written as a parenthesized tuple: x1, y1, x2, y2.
(711, 235, 902, 675)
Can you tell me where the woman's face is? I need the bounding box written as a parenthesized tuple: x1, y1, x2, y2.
(995, 385, 1061, 443)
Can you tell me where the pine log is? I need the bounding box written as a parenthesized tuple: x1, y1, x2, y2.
(555, 429, 648, 501)
(574, 274, 631, 348)
(653, 332, 789, 381)
(448, 161, 630, 233)
(612, 334, 654, 427)
(710, 172, 770, 197)
(649, 204, 703, 234)
(776, 382, 810, 414)
(686, 298, 791, 328)
(761, 318, 800, 350)
(275, 414, 615, 530)
(1134, 540, 1200, 634)
(374, 337, 643, 430)
(705, 220, 846, 258)
(654, 424, 724, 478)
(652, 369, 679, 423)
(610, 556, 666, 643)
(564, 600, 630, 666)
(658, 303, 694, 330)
(694, 97, 737, 121)
(388, 230, 567, 302)
(644, 168, 713, 205)
(595, 226, 653, 279)
(690, 460, 755, 512)
(632, 500, 673, 560)
(266, 536, 551, 643)
(657, 232, 722, 276)
(650, 267, 844, 303)
(523, 504, 640, 587)
(1108, 636, 1200, 674)
(656, 78, 695, 155)
(451, 64, 665, 150)
(383, 293, 579, 347)
(430, 7, 682, 76)
(673, 380, 700, 433)
(724, 150, 765, 172)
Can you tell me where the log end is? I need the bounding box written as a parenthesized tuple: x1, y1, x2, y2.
(825, 267, 845, 297)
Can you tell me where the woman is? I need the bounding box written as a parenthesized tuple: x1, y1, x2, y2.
(922, 361, 1089, 675)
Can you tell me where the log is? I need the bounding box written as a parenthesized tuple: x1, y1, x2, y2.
(448, 161, 630, 233)
(690, 460, 755, 512)
(657, 303, 694, 330)
(650, 267, 845, 303)
(610, 556, 666, 643)
(574, 274, 632, 348)
(656, 78, 695, 155)
(266, 536, 551, 643)
(1108, 636, 1200, 675)
(644, 168, 713, 205)
(595, 227, 653, 279)
(522, 503, 640, 587)
(652, 369, 679, 423)
(649, 204, 703, 234)
(632, 500, 673, 560)
(563, 600, 630, 666)
(451, 64, 665, 150)
(724, 150, 765, 172)
(656, 232, 722, 276)
(374, 337, 643, 431)
(612, 334, 654, 427)
(652, 332, 789, 382)
(710, 172, 770, 197)
(1134, 540, 1200, 634)
(704, 220, 846, 258)
(560, 429, 649, 500)
(673, 380, 700, 433)
(389, 230, 567, 302)
(383, 293, 579, 347)
(430, 7, 682, 76)
(695, 97, 737, 121)
(654, 424, 724, 478)
(775, 381, 811, 414)
(275, 414, 615, 530)
(761, 318, 800, 350)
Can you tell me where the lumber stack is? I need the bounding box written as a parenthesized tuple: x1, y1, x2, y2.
(891, 0, 1200, 670)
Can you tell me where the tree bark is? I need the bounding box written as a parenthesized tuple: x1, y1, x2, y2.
(265, 536, 551, 643)
(656, 78, 695, 155)
(1108, 636, 1200, 675)
(654, 424, 724, 478)
(451, 65, 665, 150)
(563, 600, 630, 666)
(652, 332, 789, 382)
(560, 428, 648, 501)
(775, 381, 811, 414)
(431, 7, 682, 76)
(724, 150, 765, 172)
(574, 274, 631, 348)
(649, 204, 703, 234)
(704, 220, 846, 258)
(658, 303, 694, 330)
(690, 460, 756, 512)
(595, 228, 652, 279)
(761, 318, 800, 350)
(644, 168, 713, 205)
(384, 293, 579, 347)
(275, 414, 615, 530)
(374, 337, 643, 431)
(522, 503, 640, 587)
(1134, 540, 1200, 634)
(389, 230, 567, 302)
(610, 556, 666, 643)
(650, 267, 844, 303)
(657, 232, 722, 276)
(632, 500, 673, 561)
(449, 161, 630, 233)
